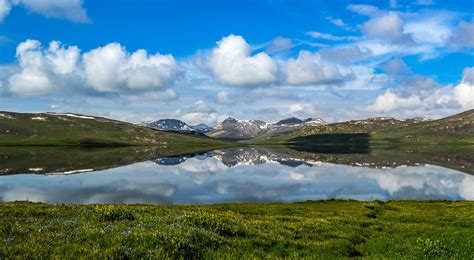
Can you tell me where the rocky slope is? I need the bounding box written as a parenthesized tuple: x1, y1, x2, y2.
(141, 119, 213, 134)
(208, 117, 327, 140)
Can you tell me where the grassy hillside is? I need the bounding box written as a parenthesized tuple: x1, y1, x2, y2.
(255, 110, 474, 146)
(0, 111, 230, 147)
(0, 201, 472, 258)
(371, 109, 474, 145)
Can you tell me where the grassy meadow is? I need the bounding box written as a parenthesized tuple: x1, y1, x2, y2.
(0, 201, 473, 258)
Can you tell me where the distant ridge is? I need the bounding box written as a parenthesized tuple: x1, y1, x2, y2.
(208, 116, 327, 140)
(140, 119, 213, 133)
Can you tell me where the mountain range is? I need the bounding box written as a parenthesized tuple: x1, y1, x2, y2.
(140, 119, 213, 134)
(207, 117, 327, 140)
(141, 116, 328, 140)
(1, 109, 472, 147)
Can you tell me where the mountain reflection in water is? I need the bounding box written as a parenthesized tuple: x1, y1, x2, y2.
(0, 146, 472, 204)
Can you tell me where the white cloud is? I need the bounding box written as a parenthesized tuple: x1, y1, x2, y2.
(125, 89, 178, 103)
(306, 31, 358, 41)
(0, 0, 90, 23)
(192, 100, 214, 113)
(208, 34, 278, 87)
(326, 17, 353, 31)
(404, 15, 453, 45)
(328, 18, 345, 27)
(369, 89, 422, 113)
(285, 51, 351, 86)
(366, 68, 473, 117)
(6, 39, 182, 96)
(9, 69, 53, 95)
(454, 67, 474, 108)
(17, 0, 89, 23)
(361, 12, 407, 43)
(46, 41, 80, 74)
(81, 43, 182, 92)
(459, 176, 474, 200)
(0, 0, 11, 22)
(180, 112, 226, 126)
(8, 40, 79, 95)
(83, 43, 125, 92)
(347, 4, 383, 17)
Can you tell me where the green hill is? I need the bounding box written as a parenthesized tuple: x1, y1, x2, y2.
(254, 109, 474, 146)
(0, 111, 230, 148)
(371, 109, 474, 145)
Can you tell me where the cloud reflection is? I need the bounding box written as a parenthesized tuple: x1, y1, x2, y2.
(0, 149, 472, 204)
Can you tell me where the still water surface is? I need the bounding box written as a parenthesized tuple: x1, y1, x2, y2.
(0, 146, 472, 204)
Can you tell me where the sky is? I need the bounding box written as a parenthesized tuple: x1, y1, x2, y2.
(0, 0, 473, 125)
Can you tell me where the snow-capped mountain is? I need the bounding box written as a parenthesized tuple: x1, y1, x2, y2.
(152, 147, 316, 168)
(140, 119, 194, 132)
(207, 116, 327, 140)
(191, 123, 214, 133)
(207, 117, 269, 140)
(140, 119, 213, 133)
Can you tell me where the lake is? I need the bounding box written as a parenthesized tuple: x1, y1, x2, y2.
(0, 146, 473, 204)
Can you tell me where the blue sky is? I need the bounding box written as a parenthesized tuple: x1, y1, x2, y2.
(0, 0, 473, 125)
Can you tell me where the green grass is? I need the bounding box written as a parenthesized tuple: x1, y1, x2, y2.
(0, 201, 472, 258)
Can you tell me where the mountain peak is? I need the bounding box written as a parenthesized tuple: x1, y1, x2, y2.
(276, 117, 303, 125)
(222, 117, 239, 124)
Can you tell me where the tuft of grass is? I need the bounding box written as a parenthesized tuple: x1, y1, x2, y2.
(92, 205, 135, 221)
(180, 209, 242, 236)
(154, 227, 223, 258)
(415, 238, 450, 257)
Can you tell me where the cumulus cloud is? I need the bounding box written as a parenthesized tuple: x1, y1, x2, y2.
(6, 39, 182, 96)
(0, 0, 90, 23)
(8, 40, 79, 95)
(180, 112, 226, 126)
(367, 68, 474, 117)
(208, 34, 278, 87)
(369, 89, 422, 113)
(83, 43, 182, 92)
(192, 100, 214, 113)
(361, 12, 407, 43)
(454, 67, 474, 108)
(285, 51, 352, 86)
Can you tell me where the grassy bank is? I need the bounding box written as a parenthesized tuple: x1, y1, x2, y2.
(1, 201, 472, 258)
